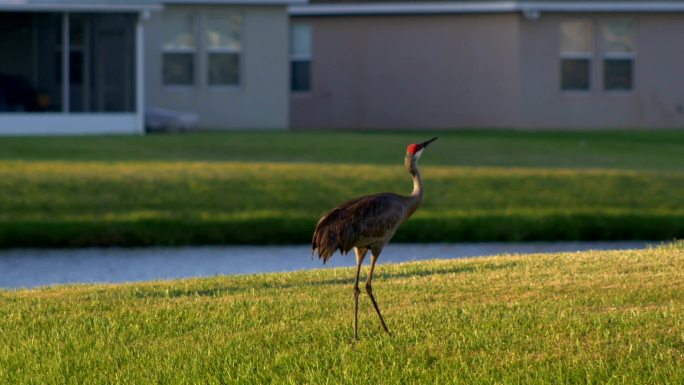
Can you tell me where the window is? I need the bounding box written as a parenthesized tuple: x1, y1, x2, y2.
(602, 20, 635, 91)
(0, 13, 62, 113)
(68, 14, 137, 112)
(290, 24, 311, 92)
(206, 13, 241, 86)
(560, 20, 592, 91)
(161, 12, 195, 86)
(0, 13, 135, 114)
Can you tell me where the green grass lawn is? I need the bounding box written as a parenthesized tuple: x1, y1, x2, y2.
(2, 130, 684, 170)
(1, 244, 683, 384)
(0, 130, 683, 246)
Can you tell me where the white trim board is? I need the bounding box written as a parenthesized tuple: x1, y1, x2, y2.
(164, 0, 307, 5)
(290, 2, 517, 15)
(290, 2, 684, 16)
(525, 2, 684, 12)
(0, 3, 162, 12)
(0, 114, 143, 136)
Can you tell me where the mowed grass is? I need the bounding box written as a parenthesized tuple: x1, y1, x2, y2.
(0, 130, 683, 246)
(1, 161, 683, 246)
(2, 130, 684, 170)
(1, 245, 683, 383)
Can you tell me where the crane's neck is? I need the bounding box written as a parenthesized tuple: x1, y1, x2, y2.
(411, 168, 423, 198)
(405, 154, 423, 199)
(402, 152, 424, 221)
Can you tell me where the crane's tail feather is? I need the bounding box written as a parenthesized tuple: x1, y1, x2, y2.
(312, 224, 350, 264)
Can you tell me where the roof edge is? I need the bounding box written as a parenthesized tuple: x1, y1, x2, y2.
(0, 2, 162, 12)
(290, 2, 517, 15)
(163, 0, 307, 5)
(0, 0, 308, 13)
(290, 1, 684, 16)
(528, 1, 684, 12)
(0, 2, 163, 12)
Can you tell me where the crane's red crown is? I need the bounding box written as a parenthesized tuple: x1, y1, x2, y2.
(407, 143, 422, 155)
(407, 137, 438, 155)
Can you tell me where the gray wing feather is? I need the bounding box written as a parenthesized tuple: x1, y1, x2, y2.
(312, 194, 405, 263)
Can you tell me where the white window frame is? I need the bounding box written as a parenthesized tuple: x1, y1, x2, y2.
(601, 19, 636, 94)
(161, 11, 197, 88)
(204, 12, 242, 88)
(290, 23, 312, 94)
(559, 19, 594, 94)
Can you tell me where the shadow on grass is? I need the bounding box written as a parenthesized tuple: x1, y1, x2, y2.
(133, 261, 519, 299)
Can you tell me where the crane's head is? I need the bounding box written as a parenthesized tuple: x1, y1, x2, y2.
(406, 137, 438, 161)
(405, 137, 437, 175)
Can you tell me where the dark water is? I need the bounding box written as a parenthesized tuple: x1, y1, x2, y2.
(0, 242, 649, 289)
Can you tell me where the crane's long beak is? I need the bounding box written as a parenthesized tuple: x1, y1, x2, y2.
(420, 137, 438, 148)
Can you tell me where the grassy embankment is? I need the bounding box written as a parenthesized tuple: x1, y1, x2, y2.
(0, 130, 683, 247)
(1, 245, 683, 383)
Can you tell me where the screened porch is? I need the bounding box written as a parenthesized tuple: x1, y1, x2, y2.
(0, 1, 158, 134)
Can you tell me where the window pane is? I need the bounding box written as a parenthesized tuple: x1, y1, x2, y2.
(0, 12, 62, 113)
(162, 13, 195, 50)
(206, 13, 241, 50)
(602, 20, 635, 53)
(88, 14, 137, 112)
(68, 14, 86, 111)
(561, 59, 590, 91)
(163, 53, 194, 85)
(290, 24, 311, 57)
(560, 20, 592, 54)
(604, 59, 633, 91)
(70, 14, 85, 47)
(208, 53, 239, 85)
(291, 60, 310, 92)
(70, 51, 84, 85)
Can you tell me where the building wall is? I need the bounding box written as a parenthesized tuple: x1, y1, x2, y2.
(145, 5, 289, 130)
(519, 13, 684, 129)
(292, 12, 684, 129)
(291, 14, 521, 129)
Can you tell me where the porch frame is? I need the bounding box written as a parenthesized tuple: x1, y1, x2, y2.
(0, 3, 159, 135)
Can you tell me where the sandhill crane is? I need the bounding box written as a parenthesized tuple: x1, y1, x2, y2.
(312, 137, 438, 339)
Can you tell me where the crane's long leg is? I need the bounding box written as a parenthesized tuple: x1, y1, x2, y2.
(366, 252, 390, 336)
(353, 247, 367, 340)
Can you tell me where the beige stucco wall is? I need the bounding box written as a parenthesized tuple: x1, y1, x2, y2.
(292, 12, 684, 129)
(519, 13, 684, 129)
(145, 5, 289, 129)
(291, 14, 521, 129)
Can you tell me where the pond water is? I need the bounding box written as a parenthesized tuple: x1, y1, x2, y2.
(0, 241, 649, 289)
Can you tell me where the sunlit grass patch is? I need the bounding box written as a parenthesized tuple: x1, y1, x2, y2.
(1, 246, 683, 384)
(1, 161, 683, 246)
(1, 130, 684, 171)
(1, 130, 683, 246)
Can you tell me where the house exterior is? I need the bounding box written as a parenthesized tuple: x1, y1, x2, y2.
(146, 0, 303, 130)
(289, 1, 684, 129)
(0, 0, 302, 135)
